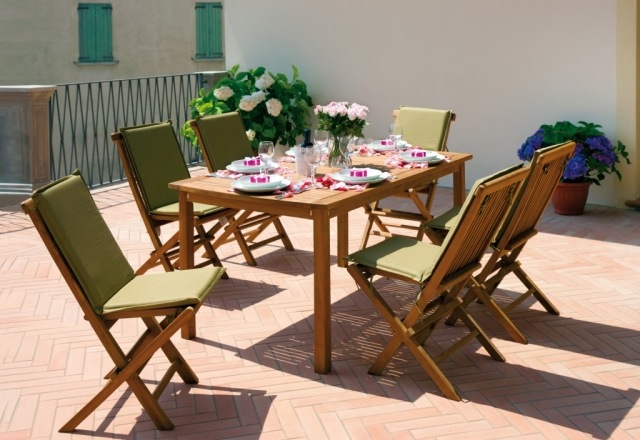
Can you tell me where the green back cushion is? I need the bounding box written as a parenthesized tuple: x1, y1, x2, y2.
(195, 113, 254, 171)
(120, 122, 189, 212)
(396, 107, 452, 151)
(33, 173, 135, 313)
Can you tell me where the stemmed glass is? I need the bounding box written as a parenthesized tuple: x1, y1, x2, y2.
(258, 141, 275, 175)
(314, 130, 329, 165)
(302, 144, 323, 187)
(389, 123, 403, 153)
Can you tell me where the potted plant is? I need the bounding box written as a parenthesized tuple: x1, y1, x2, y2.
(518, 121, 630, 215)
(181, 64, 313, 151)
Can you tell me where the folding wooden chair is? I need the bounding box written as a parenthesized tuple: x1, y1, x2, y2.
(346, 164, 528, 400)
(21, 171, 226, 432)
(426, 142, 577, 344)
(190, 113, 295, 266)
(359, 107, 455, 249)
(112, 120, 250, 273)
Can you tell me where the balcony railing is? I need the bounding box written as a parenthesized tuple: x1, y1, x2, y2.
(49, 72, 223, 188)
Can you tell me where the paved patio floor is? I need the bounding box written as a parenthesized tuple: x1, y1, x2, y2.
(2, 167, 640, 439)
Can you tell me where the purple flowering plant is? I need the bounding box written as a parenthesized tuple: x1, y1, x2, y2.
(518, 121, 630, 185)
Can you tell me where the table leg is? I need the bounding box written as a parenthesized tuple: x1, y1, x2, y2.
(452, 164, 467, 206)
(178, 191, 196, 339)
(337, 213, 348, 268)
(312, 208, 331, 373)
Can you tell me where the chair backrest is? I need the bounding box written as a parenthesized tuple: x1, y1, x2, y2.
(21, 171, 135, 314)
(394, 106, 455, 151)
(190, 112, 254, 172)
(429, 164, 528, 285)
(493, 141, 576, 248)
(113, 121, 190, 213)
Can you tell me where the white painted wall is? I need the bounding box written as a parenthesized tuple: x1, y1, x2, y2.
(225, 0, 621, 204)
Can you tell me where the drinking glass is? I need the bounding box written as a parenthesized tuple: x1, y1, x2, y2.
(302, 145, 323, 187)
(314, 130, 329, 165)
(314, 130, 329, 150)
(258, 141, 275, 174)
(389, 123, 403, 152)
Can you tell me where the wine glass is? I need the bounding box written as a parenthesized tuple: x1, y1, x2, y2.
(314, 130, 329, 165)
(389, 123, 403, 152)
(258, 141, 275, 174)
(314, 130, 329, 150)
(302, 144, 323, 187)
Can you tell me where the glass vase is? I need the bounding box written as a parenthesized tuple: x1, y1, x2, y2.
(328, 135, 352, 168)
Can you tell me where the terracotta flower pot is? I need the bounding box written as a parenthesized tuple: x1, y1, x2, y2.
(551, 181, 592, 215)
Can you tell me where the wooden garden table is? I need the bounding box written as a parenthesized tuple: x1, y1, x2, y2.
(169, 152, 472, 373)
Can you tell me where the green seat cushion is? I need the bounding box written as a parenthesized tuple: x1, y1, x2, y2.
(120, 121, 190, 212)
(195, 113, 255, 170)
(151, 202, 227, 216)
(33, 172, 135, 312)
(347, 236, 442, 283)
(423, 207, 461, 231)
(102, 266, 226, 314)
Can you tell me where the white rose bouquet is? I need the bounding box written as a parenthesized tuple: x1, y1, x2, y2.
(182, 65, 313, 151)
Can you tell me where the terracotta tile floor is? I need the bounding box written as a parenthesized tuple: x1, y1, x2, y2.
(2, 168, 640, 439)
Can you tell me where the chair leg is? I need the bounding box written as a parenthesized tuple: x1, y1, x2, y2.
(512, 266, 560, 315)
(59, 307, 196, 432)
(272, 218, 295, 251)
(347, 264, 462, 401)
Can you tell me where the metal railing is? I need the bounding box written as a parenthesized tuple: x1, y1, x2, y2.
(49, 73, 208, 188)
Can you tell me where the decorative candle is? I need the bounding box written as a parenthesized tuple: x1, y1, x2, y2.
(349, 169, 368, 177)
(381, 139, 393, 146)
(250, 175, 270, 183)
(410, 150, 427, 157)
(244, 157, 261, 166)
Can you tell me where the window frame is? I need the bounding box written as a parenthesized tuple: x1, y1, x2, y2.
(76, 3, 116, 65)
(194, 2, 224, 60)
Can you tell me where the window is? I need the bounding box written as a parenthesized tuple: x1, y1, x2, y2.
(195, 2, 223, 59)
(77, 3, 114, 63)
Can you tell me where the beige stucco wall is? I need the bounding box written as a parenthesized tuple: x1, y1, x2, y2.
(226, 0, 636, 207)
(0, 0, 225, 85)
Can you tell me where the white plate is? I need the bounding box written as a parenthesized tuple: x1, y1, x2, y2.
(370, 139, 409, 152)
(331, 168, 388, 185)
(226, 159, 279, 174)
(232, 178, 291, 193)
(399, 150, 440, 163)
(234, 174, 284, 189)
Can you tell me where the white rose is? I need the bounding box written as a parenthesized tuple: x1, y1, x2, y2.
(255, 73, 275, 90)
(239, 95, 258, 111)
(266, 98, 283, 117)
(246, 129, 256, 141)
(213, 85, 234, 101)
(252, 90, 266, 103)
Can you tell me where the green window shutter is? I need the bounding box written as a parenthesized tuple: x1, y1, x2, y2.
(195, 3, 223, 59)
(78, 3, 113, 63)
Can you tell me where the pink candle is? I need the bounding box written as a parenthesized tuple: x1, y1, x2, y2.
(411, 150, 427, 157)
(244, 157, 261, 166)
(381, 139, 393, 146)
(350, 169, 368, 177)
(250, 175, 270, 183)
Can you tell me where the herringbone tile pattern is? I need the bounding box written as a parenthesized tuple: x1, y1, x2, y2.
(2, 168, 640, 439)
